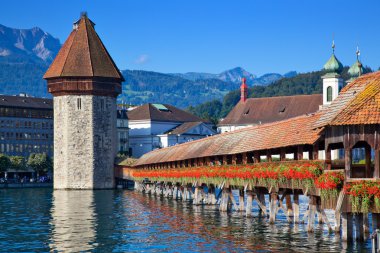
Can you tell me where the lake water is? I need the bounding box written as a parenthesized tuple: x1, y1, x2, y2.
(0, 189, 371, 252)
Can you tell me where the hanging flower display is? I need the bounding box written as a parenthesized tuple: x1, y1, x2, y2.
(344, 181, 380, 213)
(132, 161, 324, 190)
(314, 171, 344, 201)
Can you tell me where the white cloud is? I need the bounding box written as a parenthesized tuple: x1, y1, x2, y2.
(134, 54, 149, 64)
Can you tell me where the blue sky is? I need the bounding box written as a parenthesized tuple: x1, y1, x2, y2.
(2, 0, 380, 75)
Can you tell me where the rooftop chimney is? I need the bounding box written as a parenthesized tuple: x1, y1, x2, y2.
(240, 77, 248, 102)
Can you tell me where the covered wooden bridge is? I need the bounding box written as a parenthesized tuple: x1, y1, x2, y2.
(120, 71, 380, 242)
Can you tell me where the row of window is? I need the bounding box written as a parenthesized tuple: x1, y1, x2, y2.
(0, 143, 53, 154)
(0, 132, 52, 140)
(0, 120, 53, 129)
(0, 108, 52, 119)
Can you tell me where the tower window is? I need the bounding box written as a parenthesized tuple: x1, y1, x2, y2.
(77, 98, 82, 110)
(327, 86, 333, 102)
(100, 99, 104, 111)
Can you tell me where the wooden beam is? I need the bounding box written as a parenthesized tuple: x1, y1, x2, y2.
(354, 214, 364, 241)
(312, 144, 319, 160)
(232, 154, 237, 165)
(223, 155, 227, 165)
(280, 148, 286, 161)
(239, 189, 245, 212)
(296, 146, 303, 160)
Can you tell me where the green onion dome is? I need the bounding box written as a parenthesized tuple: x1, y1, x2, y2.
(323, 53, 343, 74)
(348, 59, 364, 78)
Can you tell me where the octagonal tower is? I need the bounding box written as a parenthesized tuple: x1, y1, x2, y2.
(44, 13, 124, 189)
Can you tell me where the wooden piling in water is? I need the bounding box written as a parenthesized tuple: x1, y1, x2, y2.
(342, 212, 353, 241)
(293, 193, 299, 223)
(245, 190, 253, 217)
(354, 214, 364, 241)
(269, 193, 278, 224)
(307, 196, 317, 233)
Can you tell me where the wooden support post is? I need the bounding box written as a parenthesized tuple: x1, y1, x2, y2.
(354, 213, 364, 241)
(372, 213, 380, 230)
(296, 146, 303, 160)
(365, 145, 371, 178)
(242, 153, 248, 165)
(255, 193, 267, 216)
(363, 213, 370, 234)
(239, 189, 245, 212)
(285, 194, 293, 217)
(253, 152, 260, 163)
(320, 209, 333, 232)
(312, 144, 319, 160)
(223, 155, 227, 165)
(219, 188, 229, 212)
(326, 146, 332, 170)
(228, 189, 239, 211)
(293, 193, 300, 223)
(341, 212, 353, 241)
(335, 211, 341, 233)
(232, 154, 237, 165)
(375, 149, 380, 179)
(316, 197, 323, 224)
(269, 193, 278, 224)
(266, 150, 272, 162)
(245, 190, 253, 217)
(280, 149, 286, 161)
(307, 196, 317, 233)
(345, 148, 352, 179)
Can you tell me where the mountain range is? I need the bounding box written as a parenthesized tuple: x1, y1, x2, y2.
(0, 24, 295, 108)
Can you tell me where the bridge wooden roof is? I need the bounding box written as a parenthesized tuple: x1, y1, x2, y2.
(135, 113, 323, 166)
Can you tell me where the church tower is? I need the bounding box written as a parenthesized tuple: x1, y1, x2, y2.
(43, 13, 124, 189)
(322, 41, 343, 105)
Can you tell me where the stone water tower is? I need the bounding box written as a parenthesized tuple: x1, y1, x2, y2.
(44, 13, 124, 189)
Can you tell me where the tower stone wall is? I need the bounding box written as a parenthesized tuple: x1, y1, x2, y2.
(54, 95, 117, 189)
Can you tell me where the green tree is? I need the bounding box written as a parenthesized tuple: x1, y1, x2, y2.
(0, 154, 10, 173)
(9, 156, 26, 171)
(27, 153, 53, 175)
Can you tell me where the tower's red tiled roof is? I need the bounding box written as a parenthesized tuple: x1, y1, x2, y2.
(219, 94, 322, 126)
(316, 71, 380, 127)
(135, 113, 322, 166)
(43, 15, 124, 81)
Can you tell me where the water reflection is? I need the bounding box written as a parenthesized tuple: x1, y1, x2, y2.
(0, 189, 372, 252)
(50, 190, 96, 252)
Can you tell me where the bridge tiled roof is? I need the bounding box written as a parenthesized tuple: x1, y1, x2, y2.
(329, 71, 380, 125)
(315, 71, 380, 127)
(135, 113, 322, 166)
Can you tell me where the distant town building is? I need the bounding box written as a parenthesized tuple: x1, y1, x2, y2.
(218, 78, 322, 133)
(127, 103, 216, 158)
(0, 94, 53, 158)
(117, 108, 129, 155)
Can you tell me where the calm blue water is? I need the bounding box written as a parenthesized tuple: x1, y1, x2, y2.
(0, 189, 370, 252)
